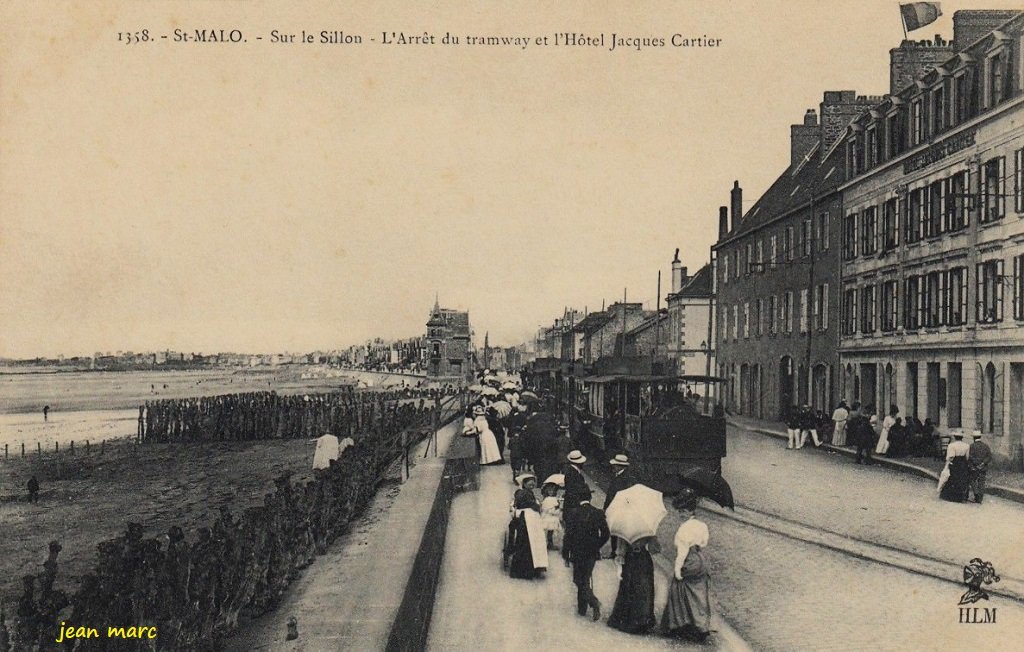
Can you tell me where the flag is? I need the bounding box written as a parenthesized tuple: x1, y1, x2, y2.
(900, 2, 942, 32)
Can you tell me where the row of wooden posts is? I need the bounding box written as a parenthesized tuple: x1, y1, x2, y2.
(3, 438, 112, 459)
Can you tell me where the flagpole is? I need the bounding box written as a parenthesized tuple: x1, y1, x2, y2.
(899, 4, 908, 41)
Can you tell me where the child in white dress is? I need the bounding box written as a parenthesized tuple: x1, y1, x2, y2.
(539, 482, 563, 550)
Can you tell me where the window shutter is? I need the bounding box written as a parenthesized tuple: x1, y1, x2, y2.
(1016, 149, 1024, 214)
(938, 271, 947, 325)
(1014, 257, 1021, 319)
(976, 263, 984, 321)
(998, 156, 1006, 219)
(964, 171, 972, 227)
(823, 283, 829, 330)
(997, 259, 1005, 320)
(993, 362, 1005, 436)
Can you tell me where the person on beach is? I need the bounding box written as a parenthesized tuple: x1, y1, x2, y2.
(42, 405, 49, 421)
(607, 535, 658, 634)
(27, 475, 39, 503)
(562, 498, 609, 621)
(662, 487, 712, 642)
(831, 400, 849, 446)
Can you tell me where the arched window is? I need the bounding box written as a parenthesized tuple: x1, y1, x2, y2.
(983, 362, 997, 433)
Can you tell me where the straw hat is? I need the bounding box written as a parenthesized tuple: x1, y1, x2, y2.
(609, 454, 630, 466)
(567, 450, 587, 464)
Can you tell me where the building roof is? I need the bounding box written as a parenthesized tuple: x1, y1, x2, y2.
(624, 310, 668, 338)
(714, 142, 845, 248)
(572, 312, 614, 334)
(668, 264, 713, 300)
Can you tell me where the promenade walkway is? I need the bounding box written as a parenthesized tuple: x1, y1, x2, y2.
(427, 463, 750, 651)
(227, 420, 460, 651)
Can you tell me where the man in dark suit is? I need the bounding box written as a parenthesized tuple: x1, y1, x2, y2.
(563, 450, 592, 510)
(562, 499, 609, 620)
(603, 453, 637, 557)
(849, 402, 874, 465)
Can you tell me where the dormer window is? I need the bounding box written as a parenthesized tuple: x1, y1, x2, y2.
(866, 126, 878, 169)
(910, 98, 924, 146)
(987, 49, 1005, 108)
(930, 82, 946, 135)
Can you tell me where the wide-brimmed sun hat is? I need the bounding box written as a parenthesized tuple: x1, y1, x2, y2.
(567, 450, 586, 464)
(609, 454, 630, 466)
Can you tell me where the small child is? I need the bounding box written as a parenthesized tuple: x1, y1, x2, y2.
(539, 482, 563, 550)
(508, 432, 525, 481)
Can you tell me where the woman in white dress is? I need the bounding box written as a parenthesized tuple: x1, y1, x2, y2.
(875, 404, 899, 455)
(473, 405, 503, 465)
(661, 488, 712, 643)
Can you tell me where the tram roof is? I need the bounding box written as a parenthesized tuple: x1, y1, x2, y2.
(581, 373, 726, 384)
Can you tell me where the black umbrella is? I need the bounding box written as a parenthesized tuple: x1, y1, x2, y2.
(679, 467, 735, 511)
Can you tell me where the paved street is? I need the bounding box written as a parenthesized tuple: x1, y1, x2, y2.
(429, 422, 1024, 651)
(696, 424, 1024, 650)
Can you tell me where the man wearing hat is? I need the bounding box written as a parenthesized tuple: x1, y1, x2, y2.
(561, 496, 609, 621)
(563, 450, 593, 511)
(603, 453, 638, 558)
(968, 431, 992, 504)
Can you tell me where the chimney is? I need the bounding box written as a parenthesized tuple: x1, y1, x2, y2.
(671, 249, 683, 293)
(730, 181, 742, 228)
(679, 266, 689, 287)
(818, 91, 879, 151)
(790, 109, 819, 167)
(953, 10, 1020, 50)
(888, 39, 955, 95)
(718, 206, 728, 239)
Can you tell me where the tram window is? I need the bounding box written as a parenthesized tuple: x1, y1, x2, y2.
(626, 384, 641, 415)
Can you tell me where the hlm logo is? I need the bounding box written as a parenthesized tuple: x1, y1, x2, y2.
(958, 558, 1000, 624)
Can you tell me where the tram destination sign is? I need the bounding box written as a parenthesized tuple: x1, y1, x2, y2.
(903, 129, 977, 174)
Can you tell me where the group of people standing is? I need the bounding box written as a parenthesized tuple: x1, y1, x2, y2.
(493, 419, 715, 643)
(792, 400, 993, 501)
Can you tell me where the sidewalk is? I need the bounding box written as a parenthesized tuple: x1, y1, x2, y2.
(427, 463, 750, 651)
(228, 420, 461, 651)
(728, 414, 1024, 504)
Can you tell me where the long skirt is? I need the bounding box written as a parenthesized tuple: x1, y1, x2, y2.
(507, 510, 547, 579)
(662, 548, 711, 638)
(832, 420, 847, 446)
(607, 546, 656, 634)
(940, 457, 971, 502)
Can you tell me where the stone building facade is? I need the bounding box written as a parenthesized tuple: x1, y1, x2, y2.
(425, 297, 471, 380)
(665, 256, 716, 377)
(713, 90, 870, 418)
(839, 10, 1024, 468)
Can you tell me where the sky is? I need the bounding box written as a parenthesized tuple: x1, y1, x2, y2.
(1, 0, 1020, 358)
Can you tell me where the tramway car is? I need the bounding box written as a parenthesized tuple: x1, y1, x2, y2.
(564, 359, 728, 482)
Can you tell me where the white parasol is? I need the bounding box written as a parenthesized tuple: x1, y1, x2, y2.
(605, 484, 667, 545)
(480, 386, 500, 397)
(490, 400, 513, 417)
(543, 473, 565, 487)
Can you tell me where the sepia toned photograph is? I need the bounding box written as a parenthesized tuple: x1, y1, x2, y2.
(1, 1, 1023, 649)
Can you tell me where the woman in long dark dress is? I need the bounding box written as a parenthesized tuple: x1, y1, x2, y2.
(607, 535, 658, 634)
(506, 484, 547, 579)
(940, 456, 971, 502)
(662, 488, 712, 642)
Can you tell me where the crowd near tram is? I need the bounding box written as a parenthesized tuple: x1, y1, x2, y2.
(461, 369, 722, 643)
